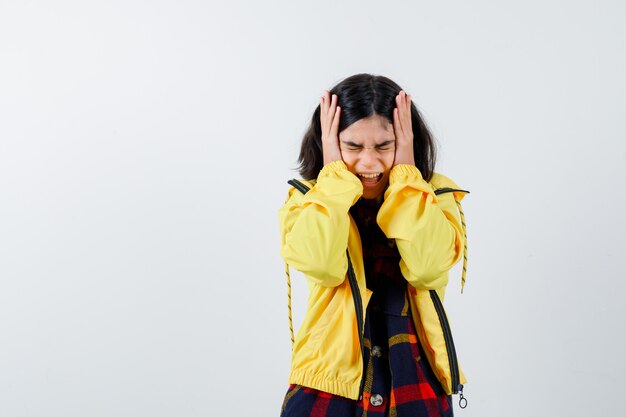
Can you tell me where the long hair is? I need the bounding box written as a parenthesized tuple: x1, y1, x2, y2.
(298, 73, 438, 181)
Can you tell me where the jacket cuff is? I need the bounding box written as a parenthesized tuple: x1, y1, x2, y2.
(389, 164, 426, 184)
(319, 159, 348, 177)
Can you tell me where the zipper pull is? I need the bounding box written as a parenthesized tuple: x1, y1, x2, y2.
(458, 384, 467, 409)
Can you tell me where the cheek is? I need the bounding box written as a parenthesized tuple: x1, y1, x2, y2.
(383, 153, 395, 172)
(341, 154, 358, 172)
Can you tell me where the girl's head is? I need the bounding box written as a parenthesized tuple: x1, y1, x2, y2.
(298, 74, 438, 192)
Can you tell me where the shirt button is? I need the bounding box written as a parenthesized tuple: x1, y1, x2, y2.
(388, 239, 396, 248)
(371, 346, 383, 358)
(370, 393, 384, 406)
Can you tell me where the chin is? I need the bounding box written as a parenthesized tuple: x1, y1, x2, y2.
(362, 189, 383, 200)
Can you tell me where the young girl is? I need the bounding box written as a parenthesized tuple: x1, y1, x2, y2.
(279, 74, 469, 417)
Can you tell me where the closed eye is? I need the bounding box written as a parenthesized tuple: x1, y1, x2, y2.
(341, 140, 395, 150)
(375, 140, 395, 151)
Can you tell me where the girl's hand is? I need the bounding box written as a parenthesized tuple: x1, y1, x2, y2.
(320, 90, 343, 165)
(393, 90, 415, 166)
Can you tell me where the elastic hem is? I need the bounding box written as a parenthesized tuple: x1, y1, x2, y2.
(288, 369, 360, 400)
(319, 159, 348, 176)
(389, 164, 427, 184)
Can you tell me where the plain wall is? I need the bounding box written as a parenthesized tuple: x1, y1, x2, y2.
(1, 0, 625, 416)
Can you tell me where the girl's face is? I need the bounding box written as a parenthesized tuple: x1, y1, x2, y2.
(338, 115, 396, 200)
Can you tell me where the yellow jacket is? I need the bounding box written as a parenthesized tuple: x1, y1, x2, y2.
(279, 159, 469, 400)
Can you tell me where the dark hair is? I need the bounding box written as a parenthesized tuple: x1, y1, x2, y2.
(298, 73, 438, 181)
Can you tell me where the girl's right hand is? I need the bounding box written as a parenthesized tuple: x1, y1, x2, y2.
(320, 90, 343, 165)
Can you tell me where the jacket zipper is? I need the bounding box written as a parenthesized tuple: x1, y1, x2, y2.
(429, 290, 467, 408)
(346, 255, 366, 399)
(429, 290, 458, 391)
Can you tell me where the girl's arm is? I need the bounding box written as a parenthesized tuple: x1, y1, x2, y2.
(376, 164, 465, 290)
(279, 160, 363, 287)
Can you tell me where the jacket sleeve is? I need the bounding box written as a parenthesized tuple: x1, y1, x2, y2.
(278, 160, 363, 287)
(376, 164, 465, 290)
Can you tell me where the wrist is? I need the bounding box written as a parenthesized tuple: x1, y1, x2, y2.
(394, 144, 415, 166)
(322, 143, 343, 165)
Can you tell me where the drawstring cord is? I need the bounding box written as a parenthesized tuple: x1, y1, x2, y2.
(285, 261, 295, 348)
(456, 199, 468, 294)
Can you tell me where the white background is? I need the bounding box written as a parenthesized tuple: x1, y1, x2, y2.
(1, 1, 625, 416)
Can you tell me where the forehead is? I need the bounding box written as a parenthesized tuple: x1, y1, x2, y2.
(339, 115, 394, 143)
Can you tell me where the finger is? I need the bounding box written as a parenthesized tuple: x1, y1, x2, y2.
(405, 93, 411, 116)
(323, 93, 334, 126)
(320, 91, 331, 133)
(322, 91, 331, 113)
(396, 92, 407, 126)
(328, 93, 338, 120)
(393, 107, 398, 132)
(398, 92, 410, 129)
(321, 92, 338, 139)
(320, 96, 325, 119)
(393, 107, 404, 137)
(404, 94, 413, 130)
(325, 94, 339, 136)
(396, 93, 404, 120)
(401, 90, 409, 104)
(330, 106, 341, 137)
(396, 90, 407, 134)
(402, 91, 410, 112)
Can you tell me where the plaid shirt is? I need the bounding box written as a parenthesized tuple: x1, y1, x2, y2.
(281, 197, 453, 417)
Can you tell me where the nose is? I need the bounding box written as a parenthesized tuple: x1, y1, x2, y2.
(358, 148, 379, 170)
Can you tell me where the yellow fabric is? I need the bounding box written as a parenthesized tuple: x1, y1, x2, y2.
(408, 286, 468, 394)
(279, 160, 468, 399)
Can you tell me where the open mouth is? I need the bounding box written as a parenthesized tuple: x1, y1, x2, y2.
(357, 173, 383, 185)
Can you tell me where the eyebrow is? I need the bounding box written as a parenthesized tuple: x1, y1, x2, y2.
(340, 139, 395, 148)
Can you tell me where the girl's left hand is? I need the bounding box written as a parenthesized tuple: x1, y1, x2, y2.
(393, 90, 415, 166)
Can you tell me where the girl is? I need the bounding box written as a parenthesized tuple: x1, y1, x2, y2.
(279, 73, 469, 417)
